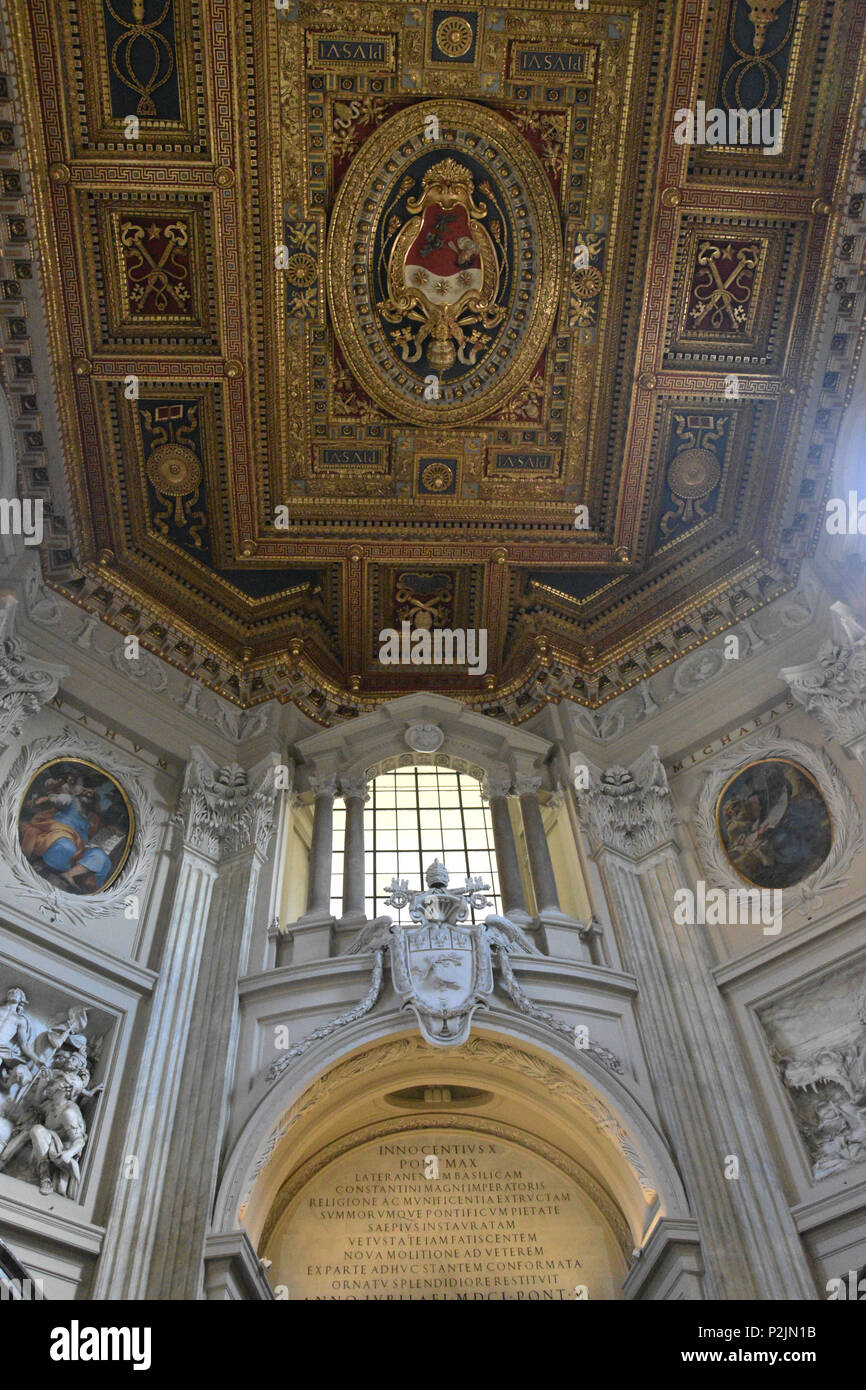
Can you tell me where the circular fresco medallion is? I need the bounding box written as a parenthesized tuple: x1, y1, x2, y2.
(715, 757, 832, 890)
(18, 758, 135, 896)
(326, 101, 562, 424)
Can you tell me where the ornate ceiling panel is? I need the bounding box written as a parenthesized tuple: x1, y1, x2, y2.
(4, 0, 866, 723)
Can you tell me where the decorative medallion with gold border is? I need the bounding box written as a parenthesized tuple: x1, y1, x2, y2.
(326, 100, 562, 424)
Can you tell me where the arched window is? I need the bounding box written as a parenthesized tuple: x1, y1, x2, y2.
(330, 764, 501, 922)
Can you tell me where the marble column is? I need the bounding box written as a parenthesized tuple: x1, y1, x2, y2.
(516, 773, 590, 959)
(780, 601, 866, 765)
(575, 748, 817, 1300)
(517, 775, 559, 911)
(482, 777, 530, 924)
(92, 746, 277, 1301)
(339, 774, 369, 932)
(293, 771, 338, 962)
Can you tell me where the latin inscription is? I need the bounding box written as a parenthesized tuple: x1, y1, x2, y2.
(267, 1132, 624, 1300)
(315, 39, 389, 64)
(494, 452, 554, 471)
(518, 50, 587, 74)
(319, 448, 382, 468)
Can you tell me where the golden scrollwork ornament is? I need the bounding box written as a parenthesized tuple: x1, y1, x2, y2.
(378, 159, 505, 373)
(143, 403, 206, 548)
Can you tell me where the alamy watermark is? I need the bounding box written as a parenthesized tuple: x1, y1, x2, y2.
(825, 492, 866, 534)
(49, 1321, 151, 1371)
(0, 497, 43, 546)
(674, 102, 782, 155)
(378, 622, 487, 677)
(674, 881, 782, 936)
(826, 1270, 865, 1299)
(1, 1275, 44, 1300)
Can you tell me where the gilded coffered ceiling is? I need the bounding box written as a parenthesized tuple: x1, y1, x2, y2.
(4, 0, 866, 723)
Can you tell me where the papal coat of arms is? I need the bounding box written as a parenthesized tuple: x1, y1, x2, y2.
(266, 859, 625, 1076)
(326, 101, 562, 424)
(377, 159, 505, 374)
(381, 859, 496, 1045)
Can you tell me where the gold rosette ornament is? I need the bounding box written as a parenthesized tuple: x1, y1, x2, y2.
(143, 402, 206, 548)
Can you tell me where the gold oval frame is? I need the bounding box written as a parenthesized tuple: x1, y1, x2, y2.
(18, 756, 135, 895)
(714, 755, 833, 889)
(325, 100, 563, 426)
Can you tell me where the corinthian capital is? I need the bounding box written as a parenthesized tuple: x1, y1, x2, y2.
(173, 746, 278, 861)
(573, 747, 675, 858)
(0, 595, 67, 745)
(309, 772, 339, 799)
(340, 775, 369, 801)
(779, 603, 866, 761)
(481, 775, 513, 801)
(513, 772, 543, 797)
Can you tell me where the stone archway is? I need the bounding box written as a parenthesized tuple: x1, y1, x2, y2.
(213, 1022, 695, 1300)
(262, 1113, 629, 1301)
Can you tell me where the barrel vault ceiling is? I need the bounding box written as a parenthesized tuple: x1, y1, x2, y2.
(4, 0, 866, 724)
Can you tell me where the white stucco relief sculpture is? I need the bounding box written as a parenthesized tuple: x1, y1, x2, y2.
(404, 722, 445, 753)
(780, 602, 866, 761)
(0, 594, 66, 745)
(266, 859, 623, 1080)
(0, 985, 104, 1199)
(761, 967, 866, 1181)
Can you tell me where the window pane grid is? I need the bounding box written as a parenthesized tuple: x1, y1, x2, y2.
(330, 765, 500, 923)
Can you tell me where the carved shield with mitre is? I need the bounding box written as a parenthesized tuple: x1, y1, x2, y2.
(390, 916, 494, 1048)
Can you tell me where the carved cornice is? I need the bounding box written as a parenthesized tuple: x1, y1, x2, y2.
(574, 747, 675, 859)
(173, 745, 277, 861)
(0, 595, 66, 744)
(780, 603, 866, 759)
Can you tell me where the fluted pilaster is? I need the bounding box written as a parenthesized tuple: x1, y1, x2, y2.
(94, 746, 277, 1300)
(575, 747, 816, 1299)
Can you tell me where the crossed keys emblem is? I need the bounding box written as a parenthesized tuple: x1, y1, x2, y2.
(689, 241, 762, 331)
(120, 220, 191, 314)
